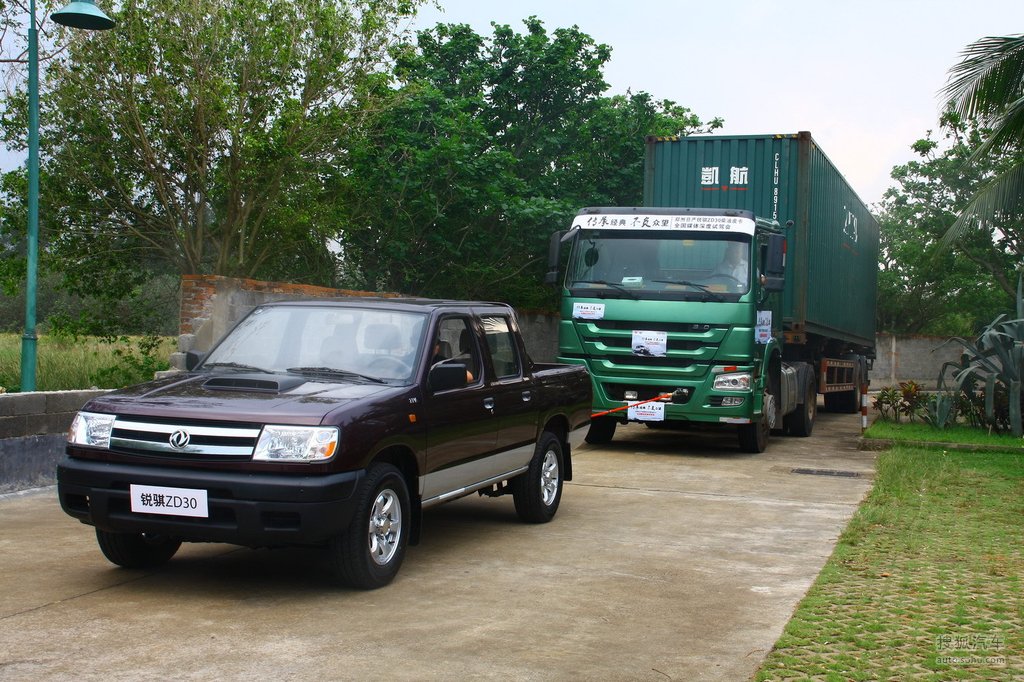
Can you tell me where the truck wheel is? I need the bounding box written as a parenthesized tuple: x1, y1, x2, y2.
(784, 376, 817, 437)
(328, 463, 409, 590)
(585, 416, 616, 444)
(512, 431, 564, 523)
(738, 391, 772, 453)
(95, 529, 181, 569)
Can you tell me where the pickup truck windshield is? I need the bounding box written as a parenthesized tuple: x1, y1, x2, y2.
(202, 305, 427, 383)
(565, 230, 751, 299)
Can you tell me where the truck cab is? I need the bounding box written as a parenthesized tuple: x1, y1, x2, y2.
(548, 207, 801, 452)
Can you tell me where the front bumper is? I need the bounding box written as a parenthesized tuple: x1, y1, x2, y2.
(57, 457, 365, 547)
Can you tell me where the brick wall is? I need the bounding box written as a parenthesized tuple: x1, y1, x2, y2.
(173, 274, 563, 369)
(173, 275, 403, 369)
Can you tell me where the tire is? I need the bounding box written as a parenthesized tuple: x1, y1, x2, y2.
(585, 416, 617, 444)
(512, 431, 564, 523)
(328, 463, 410, 590)
(738, 390, 773, 453)
(95, 529, 181, 569)
(784, 375, 817, 437)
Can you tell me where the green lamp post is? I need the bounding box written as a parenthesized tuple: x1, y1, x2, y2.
(20, 0, 114, 392)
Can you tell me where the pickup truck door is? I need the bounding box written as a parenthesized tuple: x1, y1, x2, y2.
(421, 315, 499, 503)
(481, 314, 537, 460)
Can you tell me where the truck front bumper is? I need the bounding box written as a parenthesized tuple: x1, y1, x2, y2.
(57, 457, 365, 547)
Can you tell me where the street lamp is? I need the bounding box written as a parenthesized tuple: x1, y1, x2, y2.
(20, 0, 114, 392)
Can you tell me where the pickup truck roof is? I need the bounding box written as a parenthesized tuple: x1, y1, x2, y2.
(264, 298, 514, 313)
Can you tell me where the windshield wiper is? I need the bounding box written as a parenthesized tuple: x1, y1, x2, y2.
(286, 366, 386, 384)
(203, 361, 275, 374)
(570, 279, 639, 300)
(651, 279, 725, 302)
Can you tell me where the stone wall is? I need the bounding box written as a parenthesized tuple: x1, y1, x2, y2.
(0, 389, 110, 492)
(868, 333, 962, 389)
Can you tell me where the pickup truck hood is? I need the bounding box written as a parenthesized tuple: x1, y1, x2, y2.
(82, 372, 403, 425)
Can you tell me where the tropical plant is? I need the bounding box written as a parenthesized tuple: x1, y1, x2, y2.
(941, 34, 1024, 252)
(937, 278, 1024, 435)
(923, 392, 956, 429)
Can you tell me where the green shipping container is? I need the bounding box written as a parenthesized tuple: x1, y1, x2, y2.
(643, 132, 878, 351)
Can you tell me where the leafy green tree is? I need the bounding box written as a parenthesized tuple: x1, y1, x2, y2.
(338, 18, 719, 307)
(942, 33, 1024, 249)
(877, 112, 1017, 335)
(1, 0, 421, 297)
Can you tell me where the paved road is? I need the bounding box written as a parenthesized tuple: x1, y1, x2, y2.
(0, 410, 874, 681)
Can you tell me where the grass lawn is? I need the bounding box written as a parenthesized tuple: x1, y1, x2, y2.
(865, 420, 1024, 449)
(755, 444, 1023, 681)
(0, 333, 174, 392)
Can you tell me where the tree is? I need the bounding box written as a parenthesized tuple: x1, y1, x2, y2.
(338, 18, 720, 307)
(1, 0, 422, 299)
(876, 112, 1017, 336)
(941, 33, 1024, 250)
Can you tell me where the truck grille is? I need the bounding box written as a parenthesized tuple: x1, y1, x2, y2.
(603, 384, 693, 404)
(110, 417, 261, 458)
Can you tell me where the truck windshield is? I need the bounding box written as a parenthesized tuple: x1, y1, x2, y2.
(565, 230, 751, 299)
(201, 306, 428, 383)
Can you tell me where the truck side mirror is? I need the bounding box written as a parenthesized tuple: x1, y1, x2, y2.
(544, 231, 565, 285)
(428, 363, 469, 392)
(185, 350, 205, 370)
(762, 234, 786, 292)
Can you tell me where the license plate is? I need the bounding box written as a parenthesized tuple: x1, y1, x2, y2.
(628, 401, 665, 422)
(130, 484, 209, 518)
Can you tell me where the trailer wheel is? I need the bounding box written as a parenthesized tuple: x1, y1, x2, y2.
(784, 374, 817, 437)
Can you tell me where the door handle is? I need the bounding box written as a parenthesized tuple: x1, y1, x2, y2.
(483, 397, 495, 413)
(521, 390, 532, 402)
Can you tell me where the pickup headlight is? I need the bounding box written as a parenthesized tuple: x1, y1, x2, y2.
(253, 425, 339, 462)
(68, 411, 115, 447)
(713, 372, 751, 391)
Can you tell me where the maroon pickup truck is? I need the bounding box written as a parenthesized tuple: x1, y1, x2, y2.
(58, 299, 591, 589)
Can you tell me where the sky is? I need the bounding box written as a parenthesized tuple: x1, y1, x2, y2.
(411, 0, 1024, 205)
(3, 1, 1020, 208)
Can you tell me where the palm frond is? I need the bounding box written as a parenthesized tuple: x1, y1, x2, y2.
(941, 159, 1024, 249)
(944, 34, 1024, 117)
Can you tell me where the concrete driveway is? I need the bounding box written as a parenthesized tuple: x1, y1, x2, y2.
(0, 409, 874, 681)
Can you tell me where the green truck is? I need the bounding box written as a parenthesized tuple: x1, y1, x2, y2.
(544, 132, 878, 452)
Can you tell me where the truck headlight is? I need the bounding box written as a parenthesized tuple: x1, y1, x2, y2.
(253, 426, 339, 462)
(713, 372, 751, 391)
(68, 411, 115, 447)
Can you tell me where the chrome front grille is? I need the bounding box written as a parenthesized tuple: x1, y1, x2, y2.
(110, 418, 261, 457)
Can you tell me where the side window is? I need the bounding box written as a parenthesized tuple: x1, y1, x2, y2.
(481, 316, 521, 379)
(432, 316, 481, 384)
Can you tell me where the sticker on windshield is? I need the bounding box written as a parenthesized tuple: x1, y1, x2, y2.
(572, 302, 605, 320)
(632, 330, 667, 357)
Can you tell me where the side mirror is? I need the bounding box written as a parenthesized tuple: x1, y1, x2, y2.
(544, 230, 565, 285)
(761, 233, 786, 291)
(185, 350, 205, 370)
(428, 363, 468, 392)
